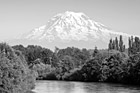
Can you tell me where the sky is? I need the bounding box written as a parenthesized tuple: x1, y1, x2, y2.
(0, 0, 140, 40)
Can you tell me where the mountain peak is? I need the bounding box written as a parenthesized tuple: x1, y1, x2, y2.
(64, 11, 87, 17)
(56, 11, 86, 17)
(18, 11, 134, 49)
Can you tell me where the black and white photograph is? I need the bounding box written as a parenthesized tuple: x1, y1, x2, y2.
(0, 0, 140, 93)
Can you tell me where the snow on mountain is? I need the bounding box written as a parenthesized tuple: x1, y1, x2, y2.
(12, 11, 138, 49)
(24, 11, 131, 42)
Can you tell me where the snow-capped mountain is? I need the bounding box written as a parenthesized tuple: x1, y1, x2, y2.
(11, 11, 134, 49)
(24, 11, 130, 42)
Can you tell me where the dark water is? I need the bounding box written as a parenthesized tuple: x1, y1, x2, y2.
(32, 80, 140, 93)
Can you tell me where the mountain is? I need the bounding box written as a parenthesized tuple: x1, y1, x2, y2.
(9, 11, 133, 50)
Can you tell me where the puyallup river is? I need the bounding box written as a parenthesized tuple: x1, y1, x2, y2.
(32, 80, 140, 93)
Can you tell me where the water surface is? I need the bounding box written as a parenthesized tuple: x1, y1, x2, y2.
(32, 80, 140, 93)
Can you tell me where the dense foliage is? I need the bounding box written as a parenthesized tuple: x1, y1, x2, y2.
(0, 43, 36, 93)
(10, 35, 140, 87)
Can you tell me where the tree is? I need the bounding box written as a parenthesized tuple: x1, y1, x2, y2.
(0, 43, 36, 93)
(129, 36, 140, 55)
(127, 53, 140, 84)
(108, 39, 113, 50)
(119, 35, 124, 52)
(93, 46, 99, 57)
(115, 37, 119, 50)
(128, 37, 132, 55)
(112, 40, 116, 50)
(54, 46, 59, 54)
(108, 36, 125, 52)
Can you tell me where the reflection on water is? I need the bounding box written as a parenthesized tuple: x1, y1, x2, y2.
(32, 80, 140, 93)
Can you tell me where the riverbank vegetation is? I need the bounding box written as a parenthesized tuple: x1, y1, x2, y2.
(0, 43, 36, 93)
(1, 35, 140, 92)
(12, 35, 140, 85)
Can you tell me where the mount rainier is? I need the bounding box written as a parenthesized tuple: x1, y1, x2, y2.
(10, 11, 133, 49)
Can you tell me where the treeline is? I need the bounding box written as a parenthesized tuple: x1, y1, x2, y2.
(11, 35, 140, 85)
(12, 45, 90, 80)
(63, 36, 140, 85)
(1, 35, 140, 93)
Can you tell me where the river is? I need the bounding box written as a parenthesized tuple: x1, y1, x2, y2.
(32, 80, 140, 93)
